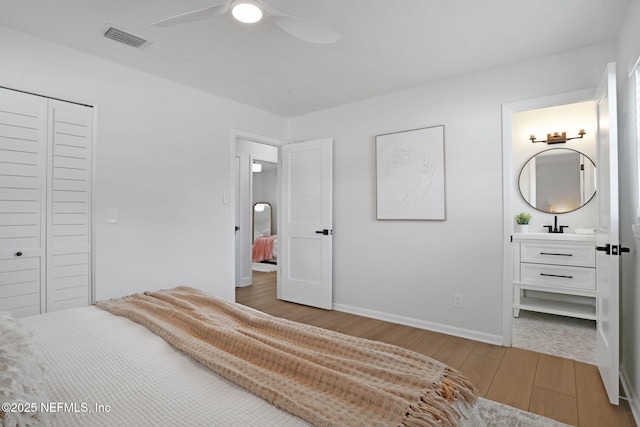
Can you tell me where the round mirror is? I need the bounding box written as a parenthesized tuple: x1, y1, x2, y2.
(518, 148, 596, 214)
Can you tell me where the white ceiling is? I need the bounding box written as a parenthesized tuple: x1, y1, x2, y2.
(0, 0, 629, 117)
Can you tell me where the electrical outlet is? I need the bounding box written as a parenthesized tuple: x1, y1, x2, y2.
(453, 293, 463, 309)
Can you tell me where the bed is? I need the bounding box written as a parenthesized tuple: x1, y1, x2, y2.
(4, 286, 485, 427)
(252, 235, 278, 263)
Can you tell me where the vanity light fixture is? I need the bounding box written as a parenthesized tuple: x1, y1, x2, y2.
(252, 161, 262, 173)
(529, 129, 586, 144)
(231, 0, 263, 24)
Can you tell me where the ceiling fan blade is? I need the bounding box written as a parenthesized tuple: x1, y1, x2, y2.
(270, 15, 340, 44)
(259, 2, 339, 45)
(151, 1, 232, 28)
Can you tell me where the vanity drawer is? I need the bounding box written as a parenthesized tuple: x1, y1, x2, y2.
(520, 242, 595, 267)
(521, 263, 595, 291)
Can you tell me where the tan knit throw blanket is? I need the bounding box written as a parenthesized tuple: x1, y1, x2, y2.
(96, 286, 477, 427)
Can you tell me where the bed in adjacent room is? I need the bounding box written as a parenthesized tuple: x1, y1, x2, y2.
(6, 286, 485, 427)
(252, 234, 278, 264)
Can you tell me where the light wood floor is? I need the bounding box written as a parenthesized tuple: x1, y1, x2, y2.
(236, 271, 636, 427)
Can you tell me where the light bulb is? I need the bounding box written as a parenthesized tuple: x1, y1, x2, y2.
(232, 1, 263, 24)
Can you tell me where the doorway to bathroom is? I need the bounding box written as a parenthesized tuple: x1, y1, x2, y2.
(502, 63, 621, 404)
(509, 98, 598, 364)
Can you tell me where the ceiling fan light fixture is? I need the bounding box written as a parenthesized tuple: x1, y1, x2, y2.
(152, 0, 340, 44)
(231, 0, 263, 24)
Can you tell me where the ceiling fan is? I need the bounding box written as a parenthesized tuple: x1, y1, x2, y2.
(151, 0, 340, 44)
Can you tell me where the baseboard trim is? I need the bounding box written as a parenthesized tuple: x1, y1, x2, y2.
(621, 364, 640, 425)
(237, 277, 252, 287)
(333, 303, 503, 346)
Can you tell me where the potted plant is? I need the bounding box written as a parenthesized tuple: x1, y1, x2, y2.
(514, 213, 532, 233)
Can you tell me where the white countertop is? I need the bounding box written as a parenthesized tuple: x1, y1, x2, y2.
(513, 232, 596, 242)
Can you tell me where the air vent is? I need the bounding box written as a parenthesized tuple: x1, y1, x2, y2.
(103, 26, 150, 49)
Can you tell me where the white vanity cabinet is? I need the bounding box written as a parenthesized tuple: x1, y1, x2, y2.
(513, 233, 596, 320)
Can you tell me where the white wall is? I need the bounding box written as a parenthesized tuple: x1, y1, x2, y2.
(0, 26, 287, 302)
(616, 0, 640, 420)
(289, 42, 616, 342)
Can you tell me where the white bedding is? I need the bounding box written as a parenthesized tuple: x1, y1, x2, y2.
(19, 306, 309, 426)
(18, 305, 484, 427)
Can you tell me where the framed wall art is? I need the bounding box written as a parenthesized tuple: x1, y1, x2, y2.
(375, 125, 445, 220)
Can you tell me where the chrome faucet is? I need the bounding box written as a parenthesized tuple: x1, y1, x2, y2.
(544, 215, 568, 233)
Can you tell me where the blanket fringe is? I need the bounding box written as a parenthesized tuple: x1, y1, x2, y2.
(403, 394, 460, 427)
(441, 367, 477, 404)
(402, 367, 477, 427)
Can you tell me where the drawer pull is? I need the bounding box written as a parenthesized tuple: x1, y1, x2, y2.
(540, 273, 573, 279)
(539, 252, 573, 256)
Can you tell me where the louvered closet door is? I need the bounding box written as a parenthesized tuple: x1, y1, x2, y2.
(0, 89, 47, 317)
(46, 100, 92, 312)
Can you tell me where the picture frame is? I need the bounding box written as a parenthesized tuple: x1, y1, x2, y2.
(375, 125, 446, 220)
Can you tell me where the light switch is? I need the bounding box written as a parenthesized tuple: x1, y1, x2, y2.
(107, 208, 118, 224)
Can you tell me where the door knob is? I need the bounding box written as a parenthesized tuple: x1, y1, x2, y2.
(16, 251, 23, 257)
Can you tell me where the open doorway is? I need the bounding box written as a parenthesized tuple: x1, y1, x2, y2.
(502, 89, 599, 364)
(510, 100, 597, 364)
(251, 161, 278, 272)
(234, 134, 280, 288)
(233, 134, 334, 311)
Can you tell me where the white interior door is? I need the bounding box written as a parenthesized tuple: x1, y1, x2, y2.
(595, 62, 620, 405)
(279, 138, 332, 309)
(0, 88, 47, 317)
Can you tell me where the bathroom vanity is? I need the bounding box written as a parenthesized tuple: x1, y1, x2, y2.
(513, 232, 596, 320)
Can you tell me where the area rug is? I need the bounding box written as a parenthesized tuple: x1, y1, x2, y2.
(252, 262, 277, 272)
(478, 397, 573, 426)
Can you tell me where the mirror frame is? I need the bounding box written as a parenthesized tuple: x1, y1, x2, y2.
(517, 148, 596, 214)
